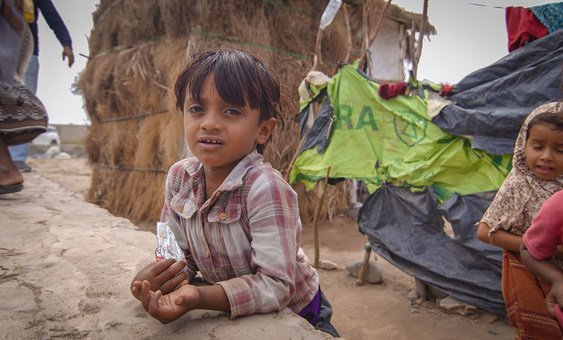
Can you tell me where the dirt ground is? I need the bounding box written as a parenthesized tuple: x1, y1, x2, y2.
(27, 157, 515, 339)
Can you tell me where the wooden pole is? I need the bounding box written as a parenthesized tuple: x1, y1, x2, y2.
(283, 128, 309, 183)
(412, 0, 428, 80)
(312, 29, 323, 71)
(358, 0, 370, 69)
(343, 4, 352, 63)
(312, 165, 331, 268)
(359, 0, 392, 72)
(368, 0, 392, 46)
(355, 240, 372, 286)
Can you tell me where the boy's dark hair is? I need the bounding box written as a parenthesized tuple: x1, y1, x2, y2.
(527, 110, 563, 138)
(174, 49, 284, 154)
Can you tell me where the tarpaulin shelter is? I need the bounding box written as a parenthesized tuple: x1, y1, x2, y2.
(290, 61, 510, 315)
(290, 3, 562, 316)
(432, 29, 563, 155)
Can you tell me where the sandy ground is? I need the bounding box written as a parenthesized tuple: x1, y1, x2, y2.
(5, 158, 515, 339)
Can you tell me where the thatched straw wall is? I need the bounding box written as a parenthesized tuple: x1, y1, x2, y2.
(80, 0, 353, 226)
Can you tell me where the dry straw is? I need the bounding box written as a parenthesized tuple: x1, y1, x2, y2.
(79, 0, 359, 226)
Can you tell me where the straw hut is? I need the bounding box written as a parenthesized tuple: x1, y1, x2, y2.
(79, 0, 433, 226)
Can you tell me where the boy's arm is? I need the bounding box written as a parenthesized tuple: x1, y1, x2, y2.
(520, 241, 563, 284)
(521, 241, 563, 315)
(139, 280, 230, 324)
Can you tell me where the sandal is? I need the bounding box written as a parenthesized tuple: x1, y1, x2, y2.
(0, 183, 23, 195)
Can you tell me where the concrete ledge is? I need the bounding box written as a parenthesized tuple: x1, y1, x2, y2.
(0, 173, 332, 339)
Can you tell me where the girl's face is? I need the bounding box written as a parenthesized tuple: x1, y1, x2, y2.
(525, 122, 563, 180)
(183, 75, 275, 181)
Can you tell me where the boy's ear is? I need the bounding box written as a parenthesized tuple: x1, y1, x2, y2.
(256, 118, 277, 145)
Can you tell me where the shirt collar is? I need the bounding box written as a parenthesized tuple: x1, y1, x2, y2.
(183, 150, 264, 193)
(219, 150, 263, 192)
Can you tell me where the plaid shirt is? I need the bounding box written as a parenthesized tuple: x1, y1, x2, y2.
(161, 150, 319, 318)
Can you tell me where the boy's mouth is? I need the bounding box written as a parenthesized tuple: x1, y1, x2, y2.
(197, 137, 223, 145)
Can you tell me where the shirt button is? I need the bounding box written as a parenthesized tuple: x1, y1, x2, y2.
(219, 212, 227, 220)
(205, 250, 210, 258)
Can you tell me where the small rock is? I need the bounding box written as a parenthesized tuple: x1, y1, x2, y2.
(483, 313, 498, 323)
(407, 290, 418, 302)
(45, 145, 61, 158)
(317, 260, 338, 270)
(414, 278, 431, 301)
(439, 295, 478, 316)
(54, 152, 71, 159)
(346, 259, 384, 284)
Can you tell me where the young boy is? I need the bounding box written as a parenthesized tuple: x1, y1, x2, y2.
(130, 49, 339, 337)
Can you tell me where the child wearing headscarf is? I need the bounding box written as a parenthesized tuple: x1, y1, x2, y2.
(476, 101, 563, 339)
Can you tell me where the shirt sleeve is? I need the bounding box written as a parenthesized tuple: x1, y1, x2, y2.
(160, 162, 198, 282)
(523, 191, 563, 260)
(480, 175, 527, 236)
(217, 171, 299, 318)
(37, 0, 72, 48)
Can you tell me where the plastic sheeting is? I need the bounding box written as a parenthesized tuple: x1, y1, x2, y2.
(358, 184, 506, 317)
(290, 63, 511, 199)
(433, 29, 563, 155)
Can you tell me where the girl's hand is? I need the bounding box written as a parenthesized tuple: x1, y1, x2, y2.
(140, 280, 201, 324)
(130, 259, 187, 300)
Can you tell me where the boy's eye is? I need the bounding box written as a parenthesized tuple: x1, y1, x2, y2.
(186, 105, 204, 114)
(225, 108, 242, 115)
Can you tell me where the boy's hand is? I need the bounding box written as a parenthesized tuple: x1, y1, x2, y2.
(130, 259, 187, 300)
(140, 280, 201, 324)
(546, 280, 563, 316)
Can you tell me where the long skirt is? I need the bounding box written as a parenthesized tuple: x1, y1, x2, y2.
(503, 251, 562, 339)
(0, 1, 47, 146)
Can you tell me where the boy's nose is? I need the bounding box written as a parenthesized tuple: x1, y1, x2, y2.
(200, 113, 221, 131)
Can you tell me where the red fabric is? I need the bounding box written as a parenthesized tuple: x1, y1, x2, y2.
(439, 83, 453, 97)
(505, 6, 549, 52)
(556, 305, 563, 329)
(378, 82, 406, 100)
(522, 191, 563, 261)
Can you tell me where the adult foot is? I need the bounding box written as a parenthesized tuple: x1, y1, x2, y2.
(0, 167, 24, 187)
(0, 183, 23, 195)
(14, 161, 32, 172)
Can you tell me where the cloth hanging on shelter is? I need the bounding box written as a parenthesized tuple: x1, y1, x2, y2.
(505, 6, 548, 52)
(290, 62, 511, 202)
(529, 2, 563, 33)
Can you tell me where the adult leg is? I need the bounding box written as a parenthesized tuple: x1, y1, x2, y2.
(9, 54, 39, 169)
(0, 136, 24, 192)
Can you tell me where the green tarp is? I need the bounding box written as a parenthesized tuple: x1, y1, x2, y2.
(289, 63, 512, 201)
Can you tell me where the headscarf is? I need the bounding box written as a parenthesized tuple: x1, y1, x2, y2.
(481, 101, 563, 236)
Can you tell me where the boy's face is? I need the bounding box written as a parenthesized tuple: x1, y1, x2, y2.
(182, 75, 275, 180)
(525, 122, 563, 180)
